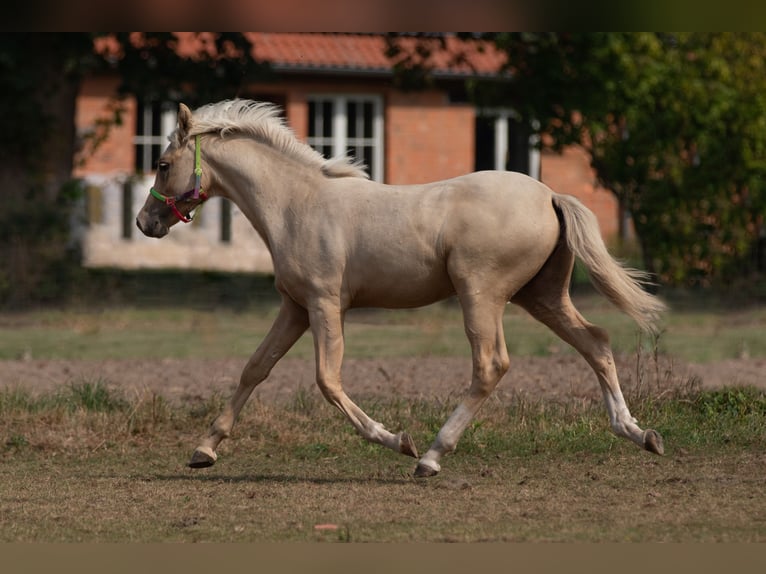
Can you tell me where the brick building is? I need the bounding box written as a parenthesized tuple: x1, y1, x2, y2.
(75, 33, 620, 273)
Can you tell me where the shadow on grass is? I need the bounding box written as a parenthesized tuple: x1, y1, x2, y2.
(142, 471, 415, 486)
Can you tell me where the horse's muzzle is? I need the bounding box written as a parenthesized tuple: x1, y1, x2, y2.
(135, 216, 168, 238)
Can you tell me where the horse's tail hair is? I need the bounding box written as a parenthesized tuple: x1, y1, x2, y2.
(551, 192, 666, 333)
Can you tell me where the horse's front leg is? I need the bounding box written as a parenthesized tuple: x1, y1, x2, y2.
(308, 301, 418, 459)
(188, 296, 309, 468)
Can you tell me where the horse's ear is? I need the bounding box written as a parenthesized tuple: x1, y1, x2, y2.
(177, 103, 193, 140)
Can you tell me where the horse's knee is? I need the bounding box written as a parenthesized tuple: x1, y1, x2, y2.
(486, 355, 509, 387)
(471, 353, 509, 397)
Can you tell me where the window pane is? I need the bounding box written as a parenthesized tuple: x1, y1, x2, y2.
(474, 116, 496, 172)
(506, 118, 530, 174)
(134, 144, 143, 173)
(151, 144, 162, 171)
(347, 101, 357, 138)
(86, 185, 103, 225)
(121, 181, 133, 240)
(363, 102, 373, 137)
(151, 103, 161, 137)
(220, 199, 232, 243)
(321, 101, 333, 137)
(135, 103, 146, 136)
(308, 101, 316, 138)
(363, 147, 373, 175)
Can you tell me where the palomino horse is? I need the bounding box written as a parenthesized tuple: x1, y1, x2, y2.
(136, 99, 666, 477)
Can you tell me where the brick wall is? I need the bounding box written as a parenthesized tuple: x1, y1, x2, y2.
(540, 146, 620, 240)
(74, 76, 135, 179)
(386, 90, 475, 184)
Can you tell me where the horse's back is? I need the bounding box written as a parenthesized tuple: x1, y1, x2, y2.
(435, 170, 558, 240)
(441, 169, 553, 202)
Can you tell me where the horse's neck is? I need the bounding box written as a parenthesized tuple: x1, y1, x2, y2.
(210, 138, 322, 245)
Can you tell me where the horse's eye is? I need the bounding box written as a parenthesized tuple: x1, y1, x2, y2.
(158, 162, 170, 173)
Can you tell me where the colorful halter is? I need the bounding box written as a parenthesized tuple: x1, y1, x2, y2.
(149, 135, 209, 223)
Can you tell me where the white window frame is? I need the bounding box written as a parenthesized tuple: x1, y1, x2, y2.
(478, 108, 541, 180)
(134, 100, 177, 174)
(306, 94, 384, 182)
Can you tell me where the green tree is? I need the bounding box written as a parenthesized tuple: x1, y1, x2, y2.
(0, 33, 268, 306)
(545, 32, 766, 288)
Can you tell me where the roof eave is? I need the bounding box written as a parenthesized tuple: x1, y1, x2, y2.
(270, 63, 511, 82)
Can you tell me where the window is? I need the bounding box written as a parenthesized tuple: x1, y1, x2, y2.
(307, 95, 384, 181)
(85, 184, 103, 225)
(475, 110, 540, 180)
(134, 100, 177, 174)
(121, 180, 133, 239)
(220, 199, 232, 243)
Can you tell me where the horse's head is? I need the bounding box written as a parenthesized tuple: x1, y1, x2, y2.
(136, 103, 209, 238)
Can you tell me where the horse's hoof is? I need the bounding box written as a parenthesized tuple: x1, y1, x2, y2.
(643, 429, 664, 455)
(399, 433, 418, 458)
(413, 461, 440, 478)
(188, 447, 217, 468)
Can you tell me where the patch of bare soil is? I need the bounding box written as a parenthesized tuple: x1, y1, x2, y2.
(1, 354, 763, 405)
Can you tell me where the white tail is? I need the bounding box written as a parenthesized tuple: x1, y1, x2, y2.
(552, 193, 666, 333)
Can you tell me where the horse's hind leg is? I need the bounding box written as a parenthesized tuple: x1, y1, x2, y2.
(307, 300, 418, 459)
(415, 296, 509, 477)
(512, 245, 663, 455)
(189, 296, 310, 468)
(517, 295, 663, 454)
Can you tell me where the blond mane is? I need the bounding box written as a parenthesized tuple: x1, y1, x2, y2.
(178, 99, 369, 179)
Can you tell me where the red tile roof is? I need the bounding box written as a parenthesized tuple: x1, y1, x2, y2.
(96, 33, 508, 79)
(244, 33, 507, 77)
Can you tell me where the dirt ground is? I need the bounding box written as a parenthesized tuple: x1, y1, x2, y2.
(3, 354, 766, 544)
(1, 353, 764, 405)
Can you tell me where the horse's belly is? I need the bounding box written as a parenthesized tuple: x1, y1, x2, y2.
(348, 266, 454, 309)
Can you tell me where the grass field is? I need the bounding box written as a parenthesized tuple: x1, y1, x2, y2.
(1, 293, 766, 542)
(1, 379, 766, 542)
(1, 293, 765, 362)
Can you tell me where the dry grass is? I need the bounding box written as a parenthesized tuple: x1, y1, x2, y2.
(2, 379, 766, 542)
